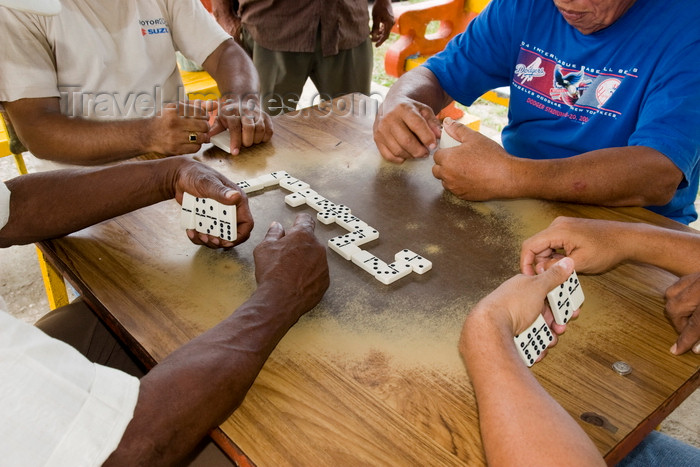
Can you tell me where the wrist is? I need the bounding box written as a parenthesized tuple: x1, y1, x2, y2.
(160, 156, 191, 200)
(140, 116, 161, 154)
(504, 156, 531, 199)
(624, 222, 658, 265)
(461, 307, 513, 358)
(244, 281, 309, 333)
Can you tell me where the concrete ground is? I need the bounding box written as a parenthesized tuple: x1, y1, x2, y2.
(0, 81, 697, 450)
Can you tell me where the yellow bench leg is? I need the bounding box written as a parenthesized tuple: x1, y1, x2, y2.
(35, 247, 69, 309)
(12, 153, 28, 175)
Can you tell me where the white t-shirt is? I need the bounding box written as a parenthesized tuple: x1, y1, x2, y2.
(0, 306, 140, 466)
(0, 0, 230, 118)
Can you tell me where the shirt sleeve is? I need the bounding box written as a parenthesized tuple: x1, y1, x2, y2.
(0, 310, 140, 467)
(0, 7, 60, 102)
(0, 183, 10, 230)
(628, 38, 700, 186)
(423, 0, 518, 106)
(167, 0, 231, 66)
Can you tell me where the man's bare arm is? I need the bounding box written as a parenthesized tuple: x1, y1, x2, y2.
(521, 217, 700, 277)
(461, 259, 605, 467)
(202, 38, 273, 155)
(435, 119, 683, 207)
(105, 214, 329, 467)
(3, 98, 210, 165)
(0, 156, 253, 247)
(513, 146, 682, 207)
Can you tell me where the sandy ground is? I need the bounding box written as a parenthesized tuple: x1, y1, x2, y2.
(0, 81, 697, 450)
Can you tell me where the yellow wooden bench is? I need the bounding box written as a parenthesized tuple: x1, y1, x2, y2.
(180, 68, 220, 101)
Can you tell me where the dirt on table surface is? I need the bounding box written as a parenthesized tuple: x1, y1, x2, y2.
(0, 85, 697, 450)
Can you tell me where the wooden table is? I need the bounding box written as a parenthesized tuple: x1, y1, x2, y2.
(40, 94, 698, 466)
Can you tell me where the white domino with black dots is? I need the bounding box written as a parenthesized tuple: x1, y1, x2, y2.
(181, 192, 237, 242)
(439, 126, 460, 149)
(546, 271, 584, 325)
(206, 170, 432, 284)
(515, 270, 585, 367)
(514, 314, 554, 367)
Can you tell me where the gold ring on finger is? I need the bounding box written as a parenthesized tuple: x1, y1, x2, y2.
(188, 132, 198, 143)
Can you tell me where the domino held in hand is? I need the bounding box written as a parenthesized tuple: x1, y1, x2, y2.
(546, 270, 584, 325)
(439, 125, 460, 149)
(210, 130, 231, 153)
(180, 193, 237, 242)
(514, 314, 554, 367)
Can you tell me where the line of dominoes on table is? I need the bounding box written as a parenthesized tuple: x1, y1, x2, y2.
(179, 170, 432, 285)
(515, 271, 585, 367)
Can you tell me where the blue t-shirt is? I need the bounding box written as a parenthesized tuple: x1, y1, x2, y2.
(424, 0, 700, 224)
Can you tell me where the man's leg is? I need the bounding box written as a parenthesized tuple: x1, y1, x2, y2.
(616, 430, 700, 467)
(34, 300, 144, 377)
(310, 38, 373, 99)
(35, 302, 235, 466)
(240, 27, 312, 115)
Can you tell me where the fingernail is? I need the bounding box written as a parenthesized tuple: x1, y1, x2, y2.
(670, 343, 678, 355)
(186, 230, 195, 239)
(558, 257, 574, 269)
(693, 342, 700, 354)
(428, 143, 436, 150)
(444, 117, 453, 125)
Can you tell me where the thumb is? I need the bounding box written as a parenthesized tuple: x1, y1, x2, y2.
(206, 179, 240, 207)
(536, 257, 575, 295)
(443, 117, 473, 143)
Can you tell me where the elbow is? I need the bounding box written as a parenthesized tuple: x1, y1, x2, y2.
(623, 152, 684, 207)
(642, 171, 684, 207)
(11, 128, 58, 162)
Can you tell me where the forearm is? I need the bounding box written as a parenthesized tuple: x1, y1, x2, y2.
(621, 223, 700, 276)
(0, 157, 185, 246)
(203, 39, 260, 103)
(381, 67, 453, 115)
(105, 283, 301, 467)
(4, 99, 159, 165)
(461, 312, 604, 466)
(511, 146, 682, 207)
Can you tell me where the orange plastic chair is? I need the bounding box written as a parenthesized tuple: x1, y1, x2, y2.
(385, 0, 506, 121)
(385, 0, 487, 79)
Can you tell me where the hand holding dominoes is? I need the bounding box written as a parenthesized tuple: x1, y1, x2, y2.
(439, 123, 461, 149)
(208, 99, 273, 155)
(180, 192, 238, 246)
(515, 269, 585, 367)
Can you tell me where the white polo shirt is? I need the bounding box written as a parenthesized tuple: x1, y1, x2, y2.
(0, 183, 140, 466)
(0, 0, 230, 118)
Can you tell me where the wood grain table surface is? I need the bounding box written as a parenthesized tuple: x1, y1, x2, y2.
(40, 94, 699, 466)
